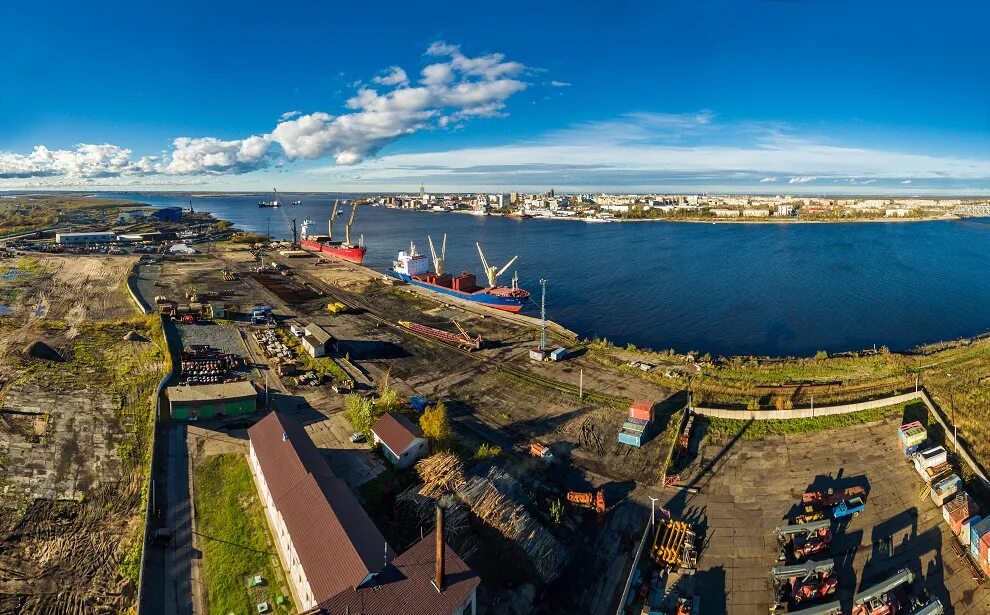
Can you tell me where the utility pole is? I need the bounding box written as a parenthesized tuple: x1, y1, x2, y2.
(539, 279, 548, 352)
(648, 496, 659, 529)
(579, 368, 584, 400)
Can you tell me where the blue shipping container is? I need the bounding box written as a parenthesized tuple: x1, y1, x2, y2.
(549, 347, 568, 361)
(969, 517, 990, 559)
(623, 421, 647, 435)
(903, 442, 924, 457)
(618, 431, 644, 447)
(627, 417, 650, 427)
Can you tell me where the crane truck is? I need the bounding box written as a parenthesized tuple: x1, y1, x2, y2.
(769, 558, 838, 613)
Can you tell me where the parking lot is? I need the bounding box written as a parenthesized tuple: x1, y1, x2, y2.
(662, 417, 990, 615)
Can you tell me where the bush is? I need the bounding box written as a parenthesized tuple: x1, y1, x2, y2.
(420, 402, 452, 449)
(747, 399, 760, 411)
(473, 443, 503, 462)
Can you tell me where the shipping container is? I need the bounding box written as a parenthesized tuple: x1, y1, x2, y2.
(629, 400, 655, 422)
(970, 517, 990, 560)
(961, 515, 980, 546)
(914, 446, 948, 469)
(627, 416, 650, 427)
(901, 442, 925, 457)
(980, 532, 990, 563)
(931, 474, 962, 507)
(898, 421, 928, 447)
(618, 430, 644, 447)
(945, 491, 976, 526)
(548, 347, 568, 361)
(622, 421, 647, 435)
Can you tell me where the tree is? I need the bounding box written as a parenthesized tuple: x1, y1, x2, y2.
(420, 402, 452, 449)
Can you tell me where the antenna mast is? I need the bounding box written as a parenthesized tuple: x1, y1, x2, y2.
(539, 279, 548, 352)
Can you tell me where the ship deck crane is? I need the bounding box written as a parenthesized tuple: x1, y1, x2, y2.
(344, 202, 358, 246)
(328, 199, 340, 240)
(476, 242, 518, 288)
(429, 234, 447, 275)
(274, 188, 298, 247)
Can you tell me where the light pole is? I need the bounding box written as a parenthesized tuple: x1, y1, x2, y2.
(648, 496, 659, 529)
(946, 372, 958, 453)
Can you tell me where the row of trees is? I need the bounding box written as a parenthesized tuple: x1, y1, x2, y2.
(343, 378, 452, 449)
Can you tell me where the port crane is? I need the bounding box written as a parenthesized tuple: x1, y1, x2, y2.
(428, 234, 447, 275)
(476, 242, 518, 288)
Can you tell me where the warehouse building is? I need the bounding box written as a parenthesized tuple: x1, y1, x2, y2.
(152, 206, 183, 222)
(165, 380, 257, 420)
(302, 323, 335, 358)
(55, 231, 116, 245)
(248, 412, 478, 613)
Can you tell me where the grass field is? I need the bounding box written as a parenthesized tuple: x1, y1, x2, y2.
(701, 400, 925, 441)
(194, 454, 291, 614)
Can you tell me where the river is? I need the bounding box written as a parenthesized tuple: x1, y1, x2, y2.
(98, 192, 990, 358)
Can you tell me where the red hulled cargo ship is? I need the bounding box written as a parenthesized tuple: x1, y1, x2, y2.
(299, 200, 367, 264)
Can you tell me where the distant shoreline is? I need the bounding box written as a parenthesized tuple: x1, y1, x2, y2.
(437, 208, 967, 224)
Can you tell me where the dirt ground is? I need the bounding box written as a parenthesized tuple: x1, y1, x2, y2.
(0, 254, 166, 614)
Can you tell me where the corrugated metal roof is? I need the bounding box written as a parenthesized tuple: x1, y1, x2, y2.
(166, 381, 256, 403)
(319, 530, 479, 615)
(248, 412, 394, 603)
(305, 323, 334, 344)
(371, 413, 424, 456)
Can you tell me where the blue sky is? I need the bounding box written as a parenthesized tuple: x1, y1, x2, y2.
(2, 0, 990, 194)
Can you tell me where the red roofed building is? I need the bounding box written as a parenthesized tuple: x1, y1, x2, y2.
(248, 412, 477, 614)
(371, 412, 429, 469)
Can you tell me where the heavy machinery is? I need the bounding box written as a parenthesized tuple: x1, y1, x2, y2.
(651, 519, 699, 571)
(566, 489, 606, 514)
(529, 442, 553, 459)
(769, 559, 838, 613)
(852, 569, 914, 615)
(398, 320, 483, 351)
(775, 519, 832, 562)
(798, 486, 868, 522)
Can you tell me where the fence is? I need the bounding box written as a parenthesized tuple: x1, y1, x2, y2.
(692, 390, 923, 420)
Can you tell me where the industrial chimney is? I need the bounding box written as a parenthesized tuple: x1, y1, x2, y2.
(433, 503, 446, 592)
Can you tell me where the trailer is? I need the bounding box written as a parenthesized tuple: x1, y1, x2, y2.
(769, 558, 838, 613)
(775, 519, 833, 562)
(398, 320, 483, 350)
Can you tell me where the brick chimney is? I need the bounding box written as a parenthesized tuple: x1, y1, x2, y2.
(433, 503, 445, 592)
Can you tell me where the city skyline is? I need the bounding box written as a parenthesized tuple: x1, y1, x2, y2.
(3, 0, 990, 194)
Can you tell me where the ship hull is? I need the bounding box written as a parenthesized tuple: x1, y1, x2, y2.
(300, 239, 367, 264)
(387, 271, 528, 313)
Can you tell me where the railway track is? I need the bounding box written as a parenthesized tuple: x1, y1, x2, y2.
(301, 266, 631, 407)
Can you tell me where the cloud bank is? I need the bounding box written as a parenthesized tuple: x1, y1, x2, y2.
(0, 41, 528, 180)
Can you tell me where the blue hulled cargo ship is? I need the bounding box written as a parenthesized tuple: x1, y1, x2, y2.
(387, 237, 530, 313)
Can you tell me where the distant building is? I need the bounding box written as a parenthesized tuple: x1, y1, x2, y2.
(152, 206, 183, 222)
(302, 323, 335, 358)
(55, 232, 116, 245)
(165, 381, 257, 421)
(371, 413, 429, 469)
(776, 204, 795, 217)
(248, 412, 478, 613)
(710, 209, 741, 218)
(886, 208, 911, 217)
(742, 209, 770, 217)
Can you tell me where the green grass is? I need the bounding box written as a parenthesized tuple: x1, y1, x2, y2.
(275, 329, 350, 382)
(702, 400, 924, 441)
(194, 454, 291, 614)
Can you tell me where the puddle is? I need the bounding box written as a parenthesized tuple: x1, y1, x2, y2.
(0, 269, 22, 281)
(0, 305, 13, 316)
(34, 303, 48, 317)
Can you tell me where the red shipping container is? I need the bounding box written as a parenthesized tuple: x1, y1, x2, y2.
(951, 502, 979, 537)
(980, 557, 990, 579)
(629, 400, 655, 422)
(980, 533, 990, 562)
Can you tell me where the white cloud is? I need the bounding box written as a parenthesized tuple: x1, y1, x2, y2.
(0, 42, 529, 182)
(760, 176, 778, 183)
(550, 80, 571, 87)
(373, 66, 409, 87)
(788, 176, 818, 184)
